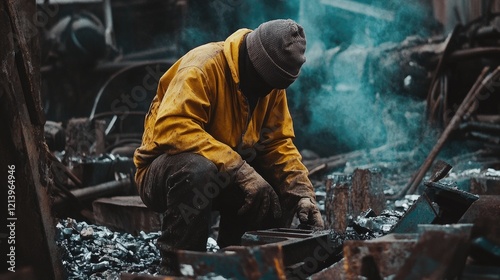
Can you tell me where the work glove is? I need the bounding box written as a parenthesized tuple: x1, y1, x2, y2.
(233, 162, 282, 222)
(297, 197, 324, 230)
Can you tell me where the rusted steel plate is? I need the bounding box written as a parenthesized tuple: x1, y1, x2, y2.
(394, 224, 473, 280)
(344, 233, 417, 279)
(458, 195, 500, 244)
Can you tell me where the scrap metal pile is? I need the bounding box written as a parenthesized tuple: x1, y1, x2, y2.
(56, 218, 161, 279)
(44, 2, 500, 280)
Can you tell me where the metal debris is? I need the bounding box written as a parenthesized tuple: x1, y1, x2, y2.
(207, 237, 220, 253)
(56, 218, 161, 279)
(353, 210, 403, 236)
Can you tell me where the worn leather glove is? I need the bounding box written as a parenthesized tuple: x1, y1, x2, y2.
(297, 197, 324, 230)
(233, 162, 282, 221)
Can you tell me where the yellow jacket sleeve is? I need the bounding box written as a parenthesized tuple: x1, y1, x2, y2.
(254, 90, 315, 201)
(136, 65, 244, 180)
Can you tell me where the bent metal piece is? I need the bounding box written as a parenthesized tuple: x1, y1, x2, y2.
(175, 229, 342, 280)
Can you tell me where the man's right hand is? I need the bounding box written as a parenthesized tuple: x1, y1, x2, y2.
(233, 162, 282, 222)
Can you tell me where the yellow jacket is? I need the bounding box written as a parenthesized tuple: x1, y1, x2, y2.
(134, 28, 315, 202)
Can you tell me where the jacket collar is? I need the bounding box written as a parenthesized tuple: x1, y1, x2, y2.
(223, 28, 252, 86)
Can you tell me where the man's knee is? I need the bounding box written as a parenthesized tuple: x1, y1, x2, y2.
(139, 153, 218, 212)
(177, 153, 218, 178)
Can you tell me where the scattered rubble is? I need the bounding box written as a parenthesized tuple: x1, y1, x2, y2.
(56, 218, 161, 279)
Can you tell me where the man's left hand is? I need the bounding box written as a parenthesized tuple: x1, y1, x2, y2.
(297, 197, 324, 230)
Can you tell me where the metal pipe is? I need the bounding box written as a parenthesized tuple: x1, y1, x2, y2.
(54, 178, 131, 206)
(447, 47, 500, 62)
(103, 0, 116, 51)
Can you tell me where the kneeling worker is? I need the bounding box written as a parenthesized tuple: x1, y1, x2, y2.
(133, 19, 324, 275)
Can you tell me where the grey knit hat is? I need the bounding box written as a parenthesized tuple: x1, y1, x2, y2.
(246, 19, 306, 89)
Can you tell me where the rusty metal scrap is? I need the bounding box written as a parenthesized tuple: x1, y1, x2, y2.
(325, 174, 351, 232)
(344, 233, 418, 279)
(168, 228, 372, 280)
(324, 169, 386, 233)
(325, 183, 499, 279)
(458, 195, 500, 245)
(351, 168, 385, 216)
(394, 224, 473, 280)
(195, 229, 344, 279)
(340, 224, 474, 280)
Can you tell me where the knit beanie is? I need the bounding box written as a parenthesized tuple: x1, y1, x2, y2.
(246, 19, 306, 89)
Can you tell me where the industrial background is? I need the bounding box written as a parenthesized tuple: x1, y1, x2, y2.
(1, 0, 500, 279)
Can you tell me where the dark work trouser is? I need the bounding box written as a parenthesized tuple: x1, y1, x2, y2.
(137, 153, 277, 270)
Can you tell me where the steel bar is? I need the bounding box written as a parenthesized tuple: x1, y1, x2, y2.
(447, 47, 500, 62)
(70, 178, 131, 201)
(460, 121, 500, 133)
(469, 131, 500, 145)
(54, 178, 131, 206)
